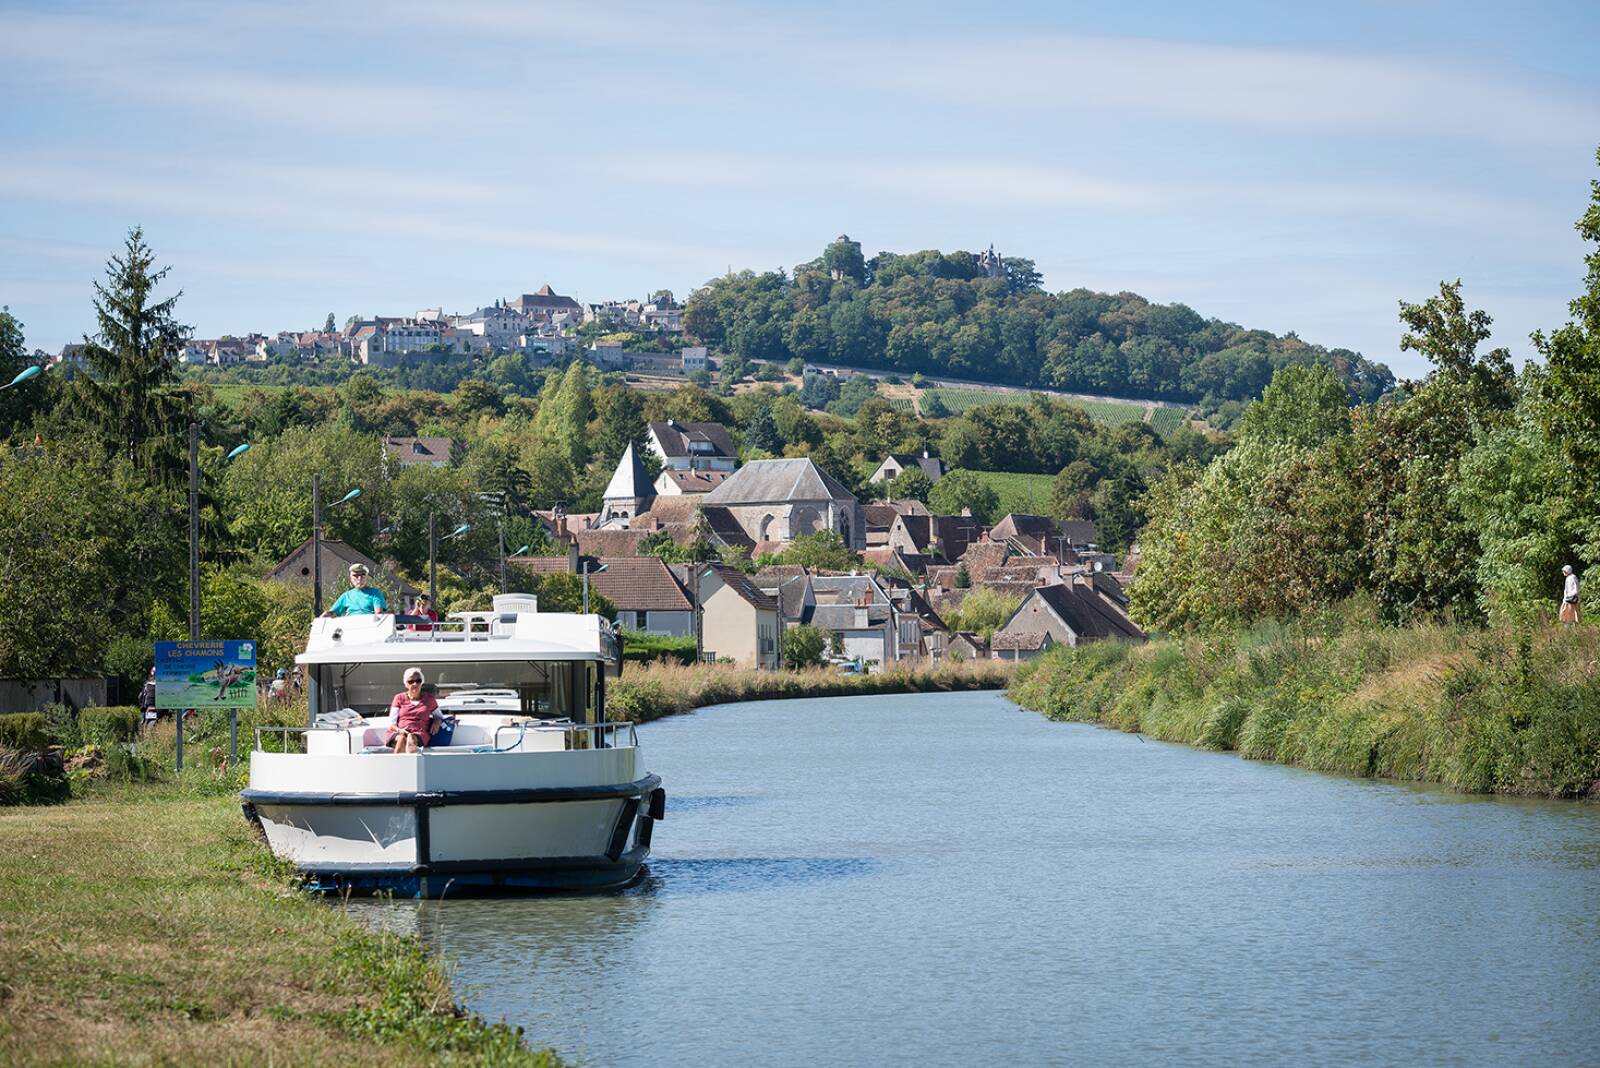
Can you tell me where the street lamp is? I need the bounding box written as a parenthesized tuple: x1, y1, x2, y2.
(1, 365, 42, 390)
(429, 517, 470, 604)
(188, 425, 254, 639)
(311, 477, 362, 615)
(582, 560, 608, 615)
(180, 425, 250, 772)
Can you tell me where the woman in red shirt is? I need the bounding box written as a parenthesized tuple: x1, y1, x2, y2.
(386, 667, 440, 753)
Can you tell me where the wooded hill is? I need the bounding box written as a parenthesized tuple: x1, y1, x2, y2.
(684, 237, 1396, 415)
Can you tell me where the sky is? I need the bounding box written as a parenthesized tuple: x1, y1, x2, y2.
(2, 1, 1598, 378)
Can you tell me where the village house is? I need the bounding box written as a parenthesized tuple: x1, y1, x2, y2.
(989, 581, 1146, 661)
(646, 420, 738, 472)
(654, 469, 733, 496)
(267, 538, 419, 602)
(695, 564, 781, 668)
(869, 452, 948, 484)
(381, 436, 455, 469)
(513, 554, 694, 636)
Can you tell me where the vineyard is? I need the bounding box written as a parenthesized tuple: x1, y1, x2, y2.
(919, 387, 1188, 432)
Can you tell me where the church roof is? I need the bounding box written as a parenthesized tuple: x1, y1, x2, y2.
(603, 443, 656, 502)
(702, 458, 856, 506)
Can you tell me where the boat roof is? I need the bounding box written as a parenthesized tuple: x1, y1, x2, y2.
(295, 606, 617, 666)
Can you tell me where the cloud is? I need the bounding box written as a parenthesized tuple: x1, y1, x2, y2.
(849, 33, 1600, 149)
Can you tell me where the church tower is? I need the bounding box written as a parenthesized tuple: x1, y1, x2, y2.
(600, 443, 656, 525)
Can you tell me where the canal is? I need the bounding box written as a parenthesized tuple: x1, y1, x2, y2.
(348, 690, 1600, 1066)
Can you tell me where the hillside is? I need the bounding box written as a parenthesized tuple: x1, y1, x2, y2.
(684, 237, 1395, 416)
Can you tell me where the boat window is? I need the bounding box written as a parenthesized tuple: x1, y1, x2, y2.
(324, 660, 586, 718)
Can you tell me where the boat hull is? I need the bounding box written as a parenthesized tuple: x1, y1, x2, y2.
(242, 772, 663, 898)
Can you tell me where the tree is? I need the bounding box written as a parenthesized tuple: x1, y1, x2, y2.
(70, 227, 192, 480)
(454, 378, 505, 419)
(920, 390, 949, 418)
(786, 356, 806, 377)
(536, 361, 592, 474)
(821, 235, 866, 284)
(767, 530, 858, 571)
(944, 587, 1021, 640)
(324, 312, 337, 332)
(1399, 279, 1516, 414)
(743, 403, 782, 456)
(929, 469, 1001, 523)
(800, 371, 840, 409)
(953, 562, 971, 589)
(1049, 460, 1098, 522)
(0, 446, 116, 676)
(885, 466, 932, 502)
(1536, 146, 1600, 563)
(1239, 363, 1351, 449)
(521, 572, 615, 619)
(0, 308, 46, 439)
(784, 623, 829, 668)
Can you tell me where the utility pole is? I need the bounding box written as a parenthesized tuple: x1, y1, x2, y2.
(429, 512, 438, 605)
(188, 422, 200, 640)
(311, 473, 324, 615)
(498, 520, 506, 594)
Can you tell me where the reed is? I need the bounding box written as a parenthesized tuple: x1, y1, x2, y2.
(1008, 616, 1600, 798)
(609, 659, 1013, 722)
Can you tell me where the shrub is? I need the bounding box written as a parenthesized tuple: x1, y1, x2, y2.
(79, 706, 142, 747)
(0, 745, 69, 805)
(0, 713, 48, 750)
(39, 703, 80, 748)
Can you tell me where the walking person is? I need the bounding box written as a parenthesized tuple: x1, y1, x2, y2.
(138, 667, 157, 727)
(1560, 564, 1581, 624)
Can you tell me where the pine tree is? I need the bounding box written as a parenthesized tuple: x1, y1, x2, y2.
(71, 227, 191, 480)
(744, 403, 782, 455)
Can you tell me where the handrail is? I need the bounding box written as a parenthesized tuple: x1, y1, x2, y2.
(254, 724, 353, 754)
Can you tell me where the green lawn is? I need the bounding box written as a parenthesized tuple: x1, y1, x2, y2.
(0, 781, 563, 1066)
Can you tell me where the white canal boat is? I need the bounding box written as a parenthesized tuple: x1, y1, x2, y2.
(241, 594, 663, 897)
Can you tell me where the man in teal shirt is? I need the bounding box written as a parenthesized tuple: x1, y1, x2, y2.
(325, 563, 389, 617)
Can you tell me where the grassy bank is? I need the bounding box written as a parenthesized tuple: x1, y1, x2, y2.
(1008, 613, 1600, 798)
(0, 782, 565, 1066)
(609, 659, 1012, 722)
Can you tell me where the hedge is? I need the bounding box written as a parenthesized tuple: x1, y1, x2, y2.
(79, 706, 142, 747)
(0, 713, 49, 751)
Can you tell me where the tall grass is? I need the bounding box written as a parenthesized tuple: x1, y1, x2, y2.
(610, 660, 1012, 722)
(1008, 612, 1600, 798)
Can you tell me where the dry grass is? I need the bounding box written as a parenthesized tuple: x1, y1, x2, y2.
(0, 784, 564, 1067)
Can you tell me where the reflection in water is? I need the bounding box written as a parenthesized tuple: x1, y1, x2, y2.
(346, 691, 1600, 1068)
(638, 855, 877, 894)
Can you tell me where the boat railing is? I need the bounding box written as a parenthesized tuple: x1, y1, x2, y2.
(493, 719, 638, 751)
(254, 724, 353, 753)
(389, 613, 513, 641)
(253, 719, 638, 753)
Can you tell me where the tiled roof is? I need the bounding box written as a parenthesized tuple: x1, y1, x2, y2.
(991, 514, 1059, 541)
(572, 529, 651, 557)
(648, 420, 736, 459)
(959, 542, 1010, 575)
(809, 575, 888, 605)
(658, 469, 731, 493)
(992, 631, 1052, 651)
(1059, 519, 1100, 547)
(512, 555, 692, 611)
(862, 504, 901, 530)
(703, 458, 856, 506)
(703, 507, 755, 549)
(808, 603, 890, 630)
(707, 563, 778, 611)
(752, 573, 811, 621)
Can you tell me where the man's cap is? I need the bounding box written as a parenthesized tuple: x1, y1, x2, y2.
(348, 563, 369, 575)
(1563, 564, 1574, 574)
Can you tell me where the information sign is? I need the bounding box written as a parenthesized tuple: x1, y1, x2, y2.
(155, 640, 257, 709)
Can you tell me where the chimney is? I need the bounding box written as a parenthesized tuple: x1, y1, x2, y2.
(567, 539, 580, 574)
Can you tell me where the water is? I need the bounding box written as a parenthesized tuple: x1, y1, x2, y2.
(347, 691, 1600, 1067)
